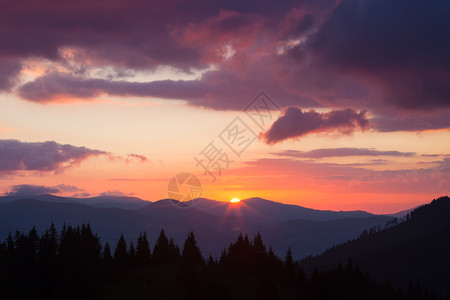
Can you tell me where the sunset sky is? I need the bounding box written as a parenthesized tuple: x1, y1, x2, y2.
(0, 0, 449, 213)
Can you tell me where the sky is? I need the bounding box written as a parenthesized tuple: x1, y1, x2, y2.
(0, 0, 449, 213)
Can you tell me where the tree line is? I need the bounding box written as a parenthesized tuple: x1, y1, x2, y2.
(0, 223, 437, 299)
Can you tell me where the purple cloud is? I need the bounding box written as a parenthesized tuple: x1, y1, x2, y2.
(5, 183, 84, 196)
(98, 190, 134, 197)
(17, 70, 317, 110)
(0, 59, 22, 91)
(308, 0, 450, 111)
(261, 106, 369, 144)
(371, 113, 450, 132)
(275, 148, 415, 158)
(0, 139, 106, 173)
(53, 184, 85, 193)
(5, 184, 60, 196)
(0, 0, 448, 132)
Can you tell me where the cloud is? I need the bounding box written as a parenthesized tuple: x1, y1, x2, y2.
(127, 153, 148, 163)
(5, 184, 60, 196)
(108, 178, 169, 182)
(108, 153, 149, 164)
(371, 113, 450, 132)
(17, 70, 317, 110)
(53, 184, 84, 193)
(307, 0, 450, 111)
(0, 59, 22, 91)
(4, 183, 84, 196)
(261, 106, 369, 144)
(73, 192, 91, 198)
(98, 190, 134, 197)
(1, 0, 448, 131)
(229, 157, 450, 195)
(0, 139, 106, 173)
(275, 148, 415, 158)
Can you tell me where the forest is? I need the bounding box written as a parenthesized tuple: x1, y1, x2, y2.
(0, 223, 439, 300)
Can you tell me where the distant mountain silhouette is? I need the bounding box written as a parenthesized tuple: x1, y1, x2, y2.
(0, 194, 149, 209)
(0, 196, 395, 259)
(301, 196, 450, 297)
(0, 199, 156, 242)
(181, 197, 375, 226)
(386, 206, 418, 218)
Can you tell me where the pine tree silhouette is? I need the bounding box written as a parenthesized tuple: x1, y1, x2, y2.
(114, 233, 129, 275)
(181, 231, 204, 267)
(103, 242, 113, 262)
(284, 247, 296, 285)
(152, 229, 171, 265)
(136, 231, 151, 267)
(129, 241, 136, 265)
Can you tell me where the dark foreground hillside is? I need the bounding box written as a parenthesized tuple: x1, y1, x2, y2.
(301, 196, 450, 298)
(0, 220, 443, 299)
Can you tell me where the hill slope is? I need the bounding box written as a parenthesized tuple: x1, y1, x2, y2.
(301, 196, 450, 297)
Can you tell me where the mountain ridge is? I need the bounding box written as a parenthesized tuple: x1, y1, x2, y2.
(0, 197, 395, 259)
(300, 196, 450, 297)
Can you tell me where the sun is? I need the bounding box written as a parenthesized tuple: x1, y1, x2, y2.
(230, 198, 240, 203)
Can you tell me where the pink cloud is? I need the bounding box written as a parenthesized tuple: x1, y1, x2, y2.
(228, 157, 450, 195)
(274, 148, 415, 158)
(127, 154, 148, 163)
(98, 190, 134, 197)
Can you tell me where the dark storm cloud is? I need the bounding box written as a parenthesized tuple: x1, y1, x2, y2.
(0, 0, 314, 69)
(1, 0, 448, 131)
(308, 0, 450, 110)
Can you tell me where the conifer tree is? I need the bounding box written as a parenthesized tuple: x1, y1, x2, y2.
(103, 242, 113, 263)
(136, 231, 152, 267)
(284, 247, 296, 285)
(168, 237, 181, 262)
(129, 241, 136, 265)
(181, 231, 204, 267)
(152, 229, 170, 265)
(114, 234, 129, 274)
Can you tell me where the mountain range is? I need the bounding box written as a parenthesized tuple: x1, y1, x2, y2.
(0, 194, 397, 259)
(0, 194, 396, 259)
(0, 194, 448, 297)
